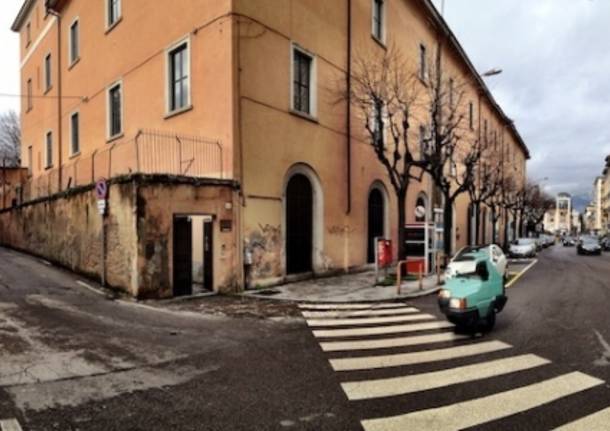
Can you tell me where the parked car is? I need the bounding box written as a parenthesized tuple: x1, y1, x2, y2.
(539, 234, 555, 248)
(577, 236, 602, 255)
(562, 236, 575, 247)
(508, 238, 537, 258)
(600, 237, 610, 251)
(446, 245, 507, 281)
(438, 250, 507, 331)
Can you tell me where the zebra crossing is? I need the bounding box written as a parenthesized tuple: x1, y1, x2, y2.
(299, 301, 609, 430)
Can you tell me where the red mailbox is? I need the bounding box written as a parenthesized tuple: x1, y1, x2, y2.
(377, 239, 393, 268)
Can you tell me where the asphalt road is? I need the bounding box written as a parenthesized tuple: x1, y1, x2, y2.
(2, 244, 610, 430)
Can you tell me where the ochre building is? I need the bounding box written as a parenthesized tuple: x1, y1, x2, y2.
(7, 0, 529, 297)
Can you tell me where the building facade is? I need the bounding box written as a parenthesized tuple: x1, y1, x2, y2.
(8, 0, 529, 297)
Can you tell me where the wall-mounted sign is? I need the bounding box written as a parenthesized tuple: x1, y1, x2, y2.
(220, 219, 232, 232)
(95, 178, 108, 200)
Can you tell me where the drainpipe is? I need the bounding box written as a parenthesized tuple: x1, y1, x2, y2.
(47, 5, 63, 192)
(346, 0, 352, 215)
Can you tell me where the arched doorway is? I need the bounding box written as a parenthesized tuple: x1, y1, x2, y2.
(367, 188, 385, 263)
(286, 174, 313, 274)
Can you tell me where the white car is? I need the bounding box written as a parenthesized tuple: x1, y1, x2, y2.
(509, 238, 537, 258)
(445, 245, 507, 281)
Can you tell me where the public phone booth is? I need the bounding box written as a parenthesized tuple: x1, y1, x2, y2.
(405, 208, 444, 274)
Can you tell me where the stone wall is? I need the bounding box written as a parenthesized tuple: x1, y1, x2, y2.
(0, 175, 239, 299)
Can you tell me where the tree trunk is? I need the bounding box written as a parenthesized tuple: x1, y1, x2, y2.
(397, 188, 407, 261)
(443, 197, 453, 259)
(503, 208, 509, 247)
(474, 202, 480, 245)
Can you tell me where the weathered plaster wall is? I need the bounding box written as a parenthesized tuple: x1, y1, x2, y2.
(135, 179, 238, 298)
(0, 175, 239, 299)
(0, 181, 137, 293)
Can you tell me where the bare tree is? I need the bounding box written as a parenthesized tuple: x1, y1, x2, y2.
(468, 137, 504, 244)
(419, 50, 481, 258)
(522, 181, 554, 235)
(0, 110, 21, 167)
(347, 45, 424, 260)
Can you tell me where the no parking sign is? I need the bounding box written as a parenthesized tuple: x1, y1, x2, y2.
(95, 178, 108, 216)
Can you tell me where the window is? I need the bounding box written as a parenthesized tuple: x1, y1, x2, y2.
(372, 0, 385, 42)
(107, 0, 121, 28)
(419, 125, 427, 156)
(44, 53, 52, 92)
(69, 19, 80, 65)
(448, 78, 454, 108)
(26, 22, 31, 47)
(107, 82, 122, 139)
(70, 112, 80, 155)
(373, 103, 384, 147)
(468, 102, 474, 129)
(167, 41, 190, 113)
(419, 44, 427, 80)
(26, 79, 33, 111)
(27, 146, 33, 176)
(45, 131, 53, 168)
(292, 46, 315, 116)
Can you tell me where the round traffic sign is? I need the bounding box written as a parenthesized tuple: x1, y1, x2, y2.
(95, 178, 108, 200)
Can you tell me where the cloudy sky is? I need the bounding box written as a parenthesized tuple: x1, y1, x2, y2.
(434, 0, 610, 208)
(0, 1, 608, 208)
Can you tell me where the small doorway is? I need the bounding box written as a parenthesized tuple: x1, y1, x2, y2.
(173, 215, 214, 297)
(286, 174, 313, 274)
(173, 216, 193, 296)
(367, 188, 385, 263)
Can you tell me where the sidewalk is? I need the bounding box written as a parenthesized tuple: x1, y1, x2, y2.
(241, 270, 443, 303)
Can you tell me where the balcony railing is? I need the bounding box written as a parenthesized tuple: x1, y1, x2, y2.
(1, 129, 224, 209)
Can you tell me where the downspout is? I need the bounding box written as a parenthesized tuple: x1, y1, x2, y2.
(47, 6, 62, 192)
(346, 0, 352, 214)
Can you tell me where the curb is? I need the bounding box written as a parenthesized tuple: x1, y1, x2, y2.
(240, 286, 442, 304)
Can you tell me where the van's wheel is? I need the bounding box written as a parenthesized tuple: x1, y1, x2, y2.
(481, 308, 496, 332)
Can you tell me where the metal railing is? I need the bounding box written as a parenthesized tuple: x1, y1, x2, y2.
(1, 129, 224, 208)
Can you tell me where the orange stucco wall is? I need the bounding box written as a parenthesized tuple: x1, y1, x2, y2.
(14, 0, 529, 292)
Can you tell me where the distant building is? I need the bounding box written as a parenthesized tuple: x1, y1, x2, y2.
(544, 193, 573, 234)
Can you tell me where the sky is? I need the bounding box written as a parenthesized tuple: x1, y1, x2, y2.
(0, 2, 21, 114)
(433, 0, 610, 209)
(0, 1, 608, 209)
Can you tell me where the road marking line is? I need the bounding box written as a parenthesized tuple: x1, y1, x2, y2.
(329, 340, 512, 371)
(553, 406, 610, 430)
(302, 307, 419, 318)
(39, 259, 51, 266)
(314, 321, 454, 338)
(320, 332, 468, 352)
(306, 313, 435, 327)
(0, 419, 23, 431)
(342, 354, 549, 400)
(506, 259, 538, 288)
(299, 303, 407, 310)
(76, 280, 106, 296)
(361, 372, 603, 431)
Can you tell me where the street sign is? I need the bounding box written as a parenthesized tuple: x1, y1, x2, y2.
(377, 238, 393, 268)
(95, 179, 108, 200)
(97, 199, 107, 216)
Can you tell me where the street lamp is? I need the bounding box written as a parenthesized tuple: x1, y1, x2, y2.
(481, 68, 503, 78)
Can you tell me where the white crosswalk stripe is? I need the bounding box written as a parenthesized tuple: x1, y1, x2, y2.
(302, 307, 419, 318)
(306, 313, 435, 327)
(342, 354, 550, 400)
(320, 331, 467, 352)
(329, 340, 512, 371)
(300, 301, 610, 429)
(0, 419, 23, 431)
(313, 320, 454, 338)
(361, 372, 603, 431)
(553, 406, 610, 430)
(299, 303, 407, 310)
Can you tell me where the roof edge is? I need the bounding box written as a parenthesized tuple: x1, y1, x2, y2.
(11, 0, 36, 32)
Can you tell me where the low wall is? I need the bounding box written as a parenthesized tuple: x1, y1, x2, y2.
(0, 174, 239, 298)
